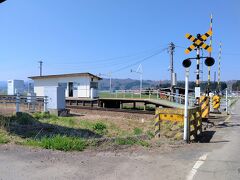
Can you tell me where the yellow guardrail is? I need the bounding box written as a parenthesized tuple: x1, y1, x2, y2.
(200, 95, 210, 119)
(155, 107, 202, 141)
(212, 95, 220, 111)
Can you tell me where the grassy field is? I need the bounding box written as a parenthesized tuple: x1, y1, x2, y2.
(0, 111, 184, 152)
(99, 91, 160, 99)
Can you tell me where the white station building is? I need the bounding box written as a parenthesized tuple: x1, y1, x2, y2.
(29, 73, 102, 99)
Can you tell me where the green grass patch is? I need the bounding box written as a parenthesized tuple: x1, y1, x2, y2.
(33, 112, 54, 120)
(0, 132, 9, 144)
(133, 127, 143, 135)
(99, 91, 159, 100)
(41, 116, 77, 128)
(24, 135, 87, 151)
(93, 122, 107, 135)
(40, 117, 109, 136)
(146, 130, 155, 139)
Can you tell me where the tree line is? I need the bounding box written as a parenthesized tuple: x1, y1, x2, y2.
(156, 81, 227, 92)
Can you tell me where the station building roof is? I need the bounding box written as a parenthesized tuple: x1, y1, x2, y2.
(29, 72, 102, 80)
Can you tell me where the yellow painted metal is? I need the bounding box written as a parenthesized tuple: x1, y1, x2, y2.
(199, 95, 210, 118)
(159, 114, 183, 122)
(154, 107, 202, 140)
(212, 95, 220, 110)
(154, 112, 160, 138)
(185, 29, 213, 54)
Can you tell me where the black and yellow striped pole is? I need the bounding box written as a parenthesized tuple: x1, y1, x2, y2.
(154, 113, 160, 138)
(196, 44, 200, 87)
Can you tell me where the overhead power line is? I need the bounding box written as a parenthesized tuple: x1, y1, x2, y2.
(112, 47, 168, 74)
(52, 45, 167, 65)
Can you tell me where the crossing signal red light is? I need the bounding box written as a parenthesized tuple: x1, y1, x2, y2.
(182, 59, 191, 68)
(205, 57, 215, 67)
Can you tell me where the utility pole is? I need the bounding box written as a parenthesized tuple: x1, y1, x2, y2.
(168, 42, 176, 94)
(38, 60, 43, 76)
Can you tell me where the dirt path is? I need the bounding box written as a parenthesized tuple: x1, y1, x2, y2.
(0, 139, 224, 180)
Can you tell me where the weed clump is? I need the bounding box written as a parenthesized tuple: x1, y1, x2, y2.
(11, 112, 37, 125)
(93, 122, 107, 135)
(0, 115, 10, 127)
(146, 130, 154, 139)
(133, 127, 143, 135)
(0, 132, 9, 144)
(33, 112, 56, 120)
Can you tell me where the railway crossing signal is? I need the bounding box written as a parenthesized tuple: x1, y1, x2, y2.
(185, 29, 213, 54)
(182, 59, 191, 68)
(205, 57, 215, 67)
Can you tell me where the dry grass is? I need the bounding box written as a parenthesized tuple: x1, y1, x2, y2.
(0, 110, 184, 151)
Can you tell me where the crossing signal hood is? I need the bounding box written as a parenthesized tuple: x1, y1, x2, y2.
(205, 57, 215, 67)
(182, 59, 191, 68)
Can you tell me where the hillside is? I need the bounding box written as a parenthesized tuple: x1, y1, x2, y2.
(98, 78, 171, 90)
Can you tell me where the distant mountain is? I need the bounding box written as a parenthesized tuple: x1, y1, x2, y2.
(0, 81, 7, 88)
(99, 78, 233, 91)
(0, 81, 7, 94)
(99, 78, 170, 90)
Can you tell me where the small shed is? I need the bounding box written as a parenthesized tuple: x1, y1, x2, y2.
(7, 80, 24, 95)
(29, 73, 102, 98)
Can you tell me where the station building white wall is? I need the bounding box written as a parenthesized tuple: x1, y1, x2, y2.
(33, 76, 99, 98)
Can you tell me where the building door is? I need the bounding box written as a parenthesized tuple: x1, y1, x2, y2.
(68, 82, 73, 97)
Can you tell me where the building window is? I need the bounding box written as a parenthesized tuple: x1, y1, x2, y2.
(90, 82, 98, 89)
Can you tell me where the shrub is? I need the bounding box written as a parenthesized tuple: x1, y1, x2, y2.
(0, 115, 10, 127)
(93, 122, 107, 135)
(0, 133, 9, 144)
(133, 128, 143, 135)
(11, 112, 36, 125)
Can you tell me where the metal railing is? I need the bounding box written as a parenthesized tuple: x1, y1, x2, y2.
(99, 90, 196, 107)
(219, 95, 238, 114)
(0, 94, 48, 115)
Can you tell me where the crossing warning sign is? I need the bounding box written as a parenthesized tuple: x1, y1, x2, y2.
(185, 29, 213, 54)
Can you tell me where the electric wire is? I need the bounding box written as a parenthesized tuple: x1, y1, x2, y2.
(112, 47, 168, 74)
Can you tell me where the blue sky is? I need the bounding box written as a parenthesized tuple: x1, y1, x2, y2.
(0, 0, 239, 81)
